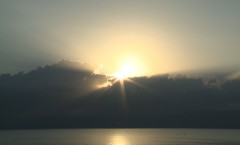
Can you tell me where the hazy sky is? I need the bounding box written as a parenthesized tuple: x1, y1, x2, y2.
(1, 0, 240, 75)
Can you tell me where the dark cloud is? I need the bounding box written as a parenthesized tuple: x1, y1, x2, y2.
(0, 61, 240, 129)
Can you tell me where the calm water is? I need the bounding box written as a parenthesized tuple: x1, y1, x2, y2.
(0, 129, 240, 145)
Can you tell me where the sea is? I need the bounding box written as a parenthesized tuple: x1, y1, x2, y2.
(0, 129, 240, 145)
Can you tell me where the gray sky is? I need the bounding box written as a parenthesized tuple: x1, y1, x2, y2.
(1, 0, 240, 75)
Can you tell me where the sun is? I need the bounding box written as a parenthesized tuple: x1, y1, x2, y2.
(114, 63, 138, 80)
(112, 56, 147, 80)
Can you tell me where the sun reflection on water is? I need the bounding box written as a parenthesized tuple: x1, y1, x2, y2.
(109, 135, 129, 145)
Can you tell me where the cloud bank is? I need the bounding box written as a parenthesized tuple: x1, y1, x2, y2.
(0, 60, 240, 129)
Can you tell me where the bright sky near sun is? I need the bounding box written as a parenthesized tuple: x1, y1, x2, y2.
(1, 0, 240, 75)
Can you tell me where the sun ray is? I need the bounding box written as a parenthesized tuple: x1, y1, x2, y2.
(119, 79, 128, 113)
(95, 57, 151, 114)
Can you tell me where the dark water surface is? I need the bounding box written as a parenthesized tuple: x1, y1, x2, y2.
(0, 129, 240, 145)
